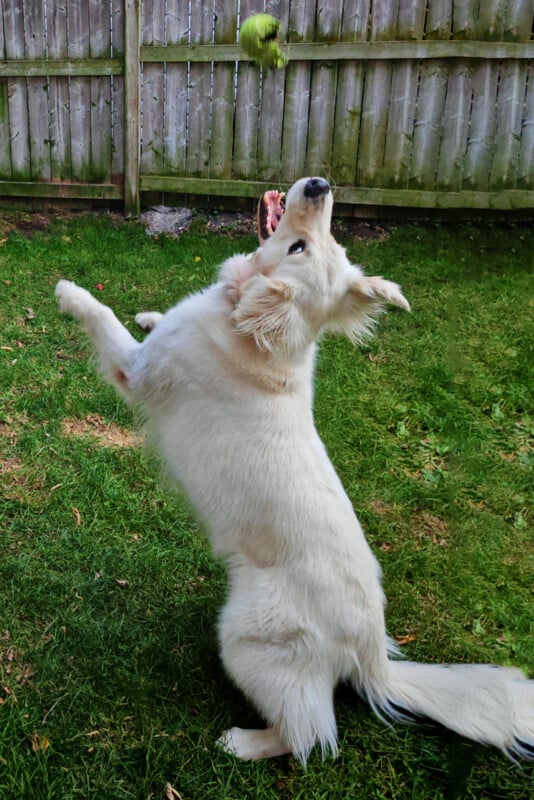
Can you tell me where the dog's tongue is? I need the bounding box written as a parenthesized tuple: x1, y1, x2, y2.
(257, 190, 286, 243)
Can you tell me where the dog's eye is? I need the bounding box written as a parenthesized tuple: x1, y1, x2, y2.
(288, 239, 305, 255)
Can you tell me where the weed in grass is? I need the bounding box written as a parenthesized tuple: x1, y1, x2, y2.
(0, 216, 532, 799)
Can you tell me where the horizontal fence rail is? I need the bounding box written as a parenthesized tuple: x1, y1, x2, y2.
(0, 0, 533, 216)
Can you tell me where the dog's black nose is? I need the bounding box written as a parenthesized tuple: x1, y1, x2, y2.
(303, 178, 330, 199)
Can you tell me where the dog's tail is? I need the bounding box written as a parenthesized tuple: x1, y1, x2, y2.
(363, 658, 534, 760)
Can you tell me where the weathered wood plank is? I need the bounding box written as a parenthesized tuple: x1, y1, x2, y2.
(435, 60, 473, 191)
(0, 60, 123, 77)
(382, 1, 426, 188)
(111, 0, 125, 183)
(424, 0, 453, 39)
(463, 61, 499, 190)
(331, 0, 370, 185)
(257, 0, 291, 182)
(22, 1, 50, 181)
(141, 0, 165, 176)
(0, 180, 122, 199)
(139, 175, 534, 210)
(280, 0, 317, 182)
(489, 61, 528, 189)
(47, 2, 72, 181)
(141, 39, 534, 62)
(304, 2, 343, 177)
(504, 0, 534, 42)
(357, 0, 400, 187)
(186, 0, 213, 178)
(3, 0, 31, 181)
(89, 0, 113, 183)
(124, 0, 141, 214)
(476, 0, 508, 41)
(67, 1, 92, 182)
(233, 0, 262, 179)
(517, 61, 534, 189)
(211, 1, 237, 179)
(410, 2, 451, 189)
(0, 9, 11, 179)
(163, 0, 189, 177)
(452, 0, 478, 39)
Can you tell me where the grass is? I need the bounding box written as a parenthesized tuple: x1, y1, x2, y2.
(0, 212, 533, 799)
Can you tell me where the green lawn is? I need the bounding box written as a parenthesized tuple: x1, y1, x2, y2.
(0, 213, 532, 799)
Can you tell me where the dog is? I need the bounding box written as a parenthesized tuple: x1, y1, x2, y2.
(56, 177, 533, 765)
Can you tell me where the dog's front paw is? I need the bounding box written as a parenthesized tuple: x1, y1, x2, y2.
(135, 311, 163, 333)
(55, 280, 98, 320)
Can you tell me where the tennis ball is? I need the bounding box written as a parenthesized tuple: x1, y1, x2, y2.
(239, 14, 288, 69)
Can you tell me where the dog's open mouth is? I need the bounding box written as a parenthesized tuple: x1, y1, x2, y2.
(257, 190, 285, 244)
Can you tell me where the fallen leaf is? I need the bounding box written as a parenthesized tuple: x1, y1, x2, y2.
(114, 579, 129, 588)
(72, 507, 82, 527)
(395, 634, 416, 646)
(25, 307, 36, 320)
(31, 733, 51, 753)
(0, 346, 13, 351)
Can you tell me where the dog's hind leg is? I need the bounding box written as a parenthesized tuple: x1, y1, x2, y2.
(217, 726, 291, 761)
(56, 280, 141, 400)
(219, 621, 338, 764)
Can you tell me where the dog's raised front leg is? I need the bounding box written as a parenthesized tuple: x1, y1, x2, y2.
(217, 726, 291, 761)
(56, 280, 140, 399)
(135, 311, 163, 332)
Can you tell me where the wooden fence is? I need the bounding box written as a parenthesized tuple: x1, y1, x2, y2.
(1, 1, 533, 216)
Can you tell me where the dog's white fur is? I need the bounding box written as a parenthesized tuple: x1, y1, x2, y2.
(56, 177, 533, 765)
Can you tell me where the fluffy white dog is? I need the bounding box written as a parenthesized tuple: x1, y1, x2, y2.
(56, 177, 533, 765)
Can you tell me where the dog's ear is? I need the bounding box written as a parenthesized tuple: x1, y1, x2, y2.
(329, 274, 410, 342)
(231, 274, 307, 354)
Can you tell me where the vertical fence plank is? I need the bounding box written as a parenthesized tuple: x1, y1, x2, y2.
(357, 0, 400, 187)
(211, 1, 238, 179)
(125, 0, 141, 214)
(463, 61, 499, 190)
(141, 0, 165, 176)
(409, 0, 450, 189)
(489, 60, 528, 188)
(89, 0, 113, 183)
(111, 0, 125, 184)
(164, 0, 189, 177)
(425, 0, 453, 39)
(23, 1, 51, 181)
(257, 0, 291, 182)
(280, 0, 317, 183)
(186, 0, 213, 178)
(3, 0, 31, 181)
(504, 0, 534, 41)
(0, 8, 12, 179)
(435, 60, 473, 190)
(304, 2, 343, 177)
(47, 0, 72, 181)
(381, 1, 426, 188)
(233, 0, 262, 179)
(451, 0, 479, 39)
(331, 0, 370, 186)
(517, 61, 534, 189)
(67, 1, 92, 181)
(476, 0, 508, 40)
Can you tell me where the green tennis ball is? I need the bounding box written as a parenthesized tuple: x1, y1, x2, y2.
(239, 14, 288, 69)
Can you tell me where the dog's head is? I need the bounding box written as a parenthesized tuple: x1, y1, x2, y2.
(220, 177, 410, 358)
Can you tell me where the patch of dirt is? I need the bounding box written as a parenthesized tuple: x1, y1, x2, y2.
(205, 211, 256, 237)
(369, 499, 398, 516)
(139, 206, 194, 237)
(61, 414, 142, 448)
(411, 510, 450, 547)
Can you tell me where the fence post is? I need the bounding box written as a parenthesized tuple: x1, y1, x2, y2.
(124, 0, 141, 216)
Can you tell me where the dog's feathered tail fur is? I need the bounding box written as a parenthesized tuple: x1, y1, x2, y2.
(56, 176, 533, 766)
